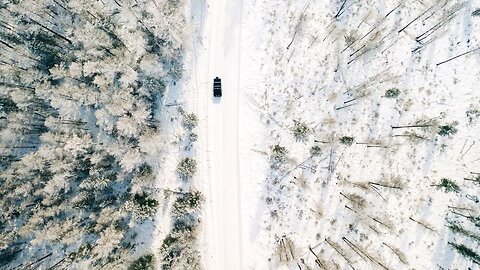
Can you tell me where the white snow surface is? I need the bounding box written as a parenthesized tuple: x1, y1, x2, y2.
(190, 0, 243, 269)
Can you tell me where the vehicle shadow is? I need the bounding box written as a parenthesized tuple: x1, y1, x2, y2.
(212, 96, 221, 104)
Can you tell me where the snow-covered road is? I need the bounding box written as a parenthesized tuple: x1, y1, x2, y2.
(197, 0, 243, 268)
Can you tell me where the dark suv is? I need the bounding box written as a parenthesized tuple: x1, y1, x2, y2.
(213, 77, 222, 97)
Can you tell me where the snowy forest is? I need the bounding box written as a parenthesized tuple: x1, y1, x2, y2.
(0, 0, 202, 269)
(2, 0, 480, 269)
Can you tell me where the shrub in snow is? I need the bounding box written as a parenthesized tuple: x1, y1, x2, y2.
(384, 88, 401, 98)
(129, 254, 155, 270)
(160, 231, 202, 270)
(189, 132, 198, 143)
(172, 190, 203, 217)
(182, 112, 198, 131)
(270, 144, 288, 169)
(466, 108, 480, 124)
(177, 158, 197, 180)
(433, 178, 460, 193)
(472, 8, 480, 16)
(437, 124, 458, 137)
(310, 145, 322, 156)
(136, 163, 153, 178)
(339, 136, 354, 146)
(292, 120, 310, 142)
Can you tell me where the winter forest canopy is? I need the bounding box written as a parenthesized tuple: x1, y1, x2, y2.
(0, 0, 200, 268)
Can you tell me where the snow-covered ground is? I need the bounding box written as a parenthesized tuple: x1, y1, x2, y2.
(233, 0, 480, 269)
(189, 0, 480, 269)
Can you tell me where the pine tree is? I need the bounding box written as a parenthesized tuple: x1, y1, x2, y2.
(339, 136, 354, 146)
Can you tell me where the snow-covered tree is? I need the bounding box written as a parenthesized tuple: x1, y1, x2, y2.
(384, 88, 401, 98)
(437, 123, 458, 137)
(339, 136, 355, 146)
(129, 254, 155, 270)
(270, 144, 288, 169)
(177, 157, 197, 181)
(310, 145, 322, 156)
(182, 112, 199, 131)
(292, 120, 310, 142)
